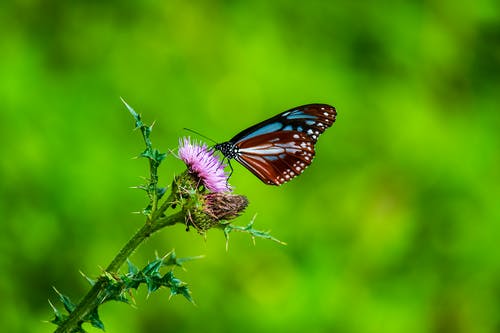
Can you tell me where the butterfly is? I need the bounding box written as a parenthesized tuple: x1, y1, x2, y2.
(214, 104, 337, 185)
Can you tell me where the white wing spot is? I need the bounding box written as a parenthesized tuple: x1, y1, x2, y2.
(307, 129, 313, 135)
(323, 112, 329, 116)
(293, 134, 300, 139)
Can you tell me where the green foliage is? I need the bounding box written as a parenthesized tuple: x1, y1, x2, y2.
(50, 251, 197, 331)
(223, 215, 286, 250)
(122, 98, 168, 217)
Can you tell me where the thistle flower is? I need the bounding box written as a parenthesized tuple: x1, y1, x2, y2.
(178, 137, 230, 193)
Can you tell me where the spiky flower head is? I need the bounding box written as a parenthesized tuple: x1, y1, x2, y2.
(178, 137, 230, 193)
(189, 192, 249, 232)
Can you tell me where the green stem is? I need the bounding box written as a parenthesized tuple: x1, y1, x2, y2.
(54, 210, 185, 333)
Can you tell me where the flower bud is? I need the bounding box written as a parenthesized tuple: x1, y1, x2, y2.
(189, 193, 249, 232)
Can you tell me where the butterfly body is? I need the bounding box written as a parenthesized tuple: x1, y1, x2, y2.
(214, 104, 336, 185)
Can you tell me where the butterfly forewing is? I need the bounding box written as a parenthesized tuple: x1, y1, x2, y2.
(230, 104, 336, 143)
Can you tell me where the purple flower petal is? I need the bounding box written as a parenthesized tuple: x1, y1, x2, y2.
(178, 137, 231, 192)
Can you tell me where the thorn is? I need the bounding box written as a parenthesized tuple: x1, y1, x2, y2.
(52, 286, 62, 296)
(79, 270, 95, 285)
(121, 97, 140, 118)
(120, 97, 132, 111)
(48, 299, 57, 312)
(162, 249, 174, 261)
(127, 289, 137, 305)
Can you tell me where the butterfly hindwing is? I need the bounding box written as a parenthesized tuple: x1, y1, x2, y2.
(235, 131, 316, 185)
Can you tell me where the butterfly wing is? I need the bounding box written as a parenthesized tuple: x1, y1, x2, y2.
(230, 104, 336, 144)
(216, 103, 336, 185)
(234, 131, 317, 185)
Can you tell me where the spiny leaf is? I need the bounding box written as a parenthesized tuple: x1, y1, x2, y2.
(127, 259, 139, 275)
(163, 250, 204, 268)
(121, 97, 142, 129)
(48, 300, 67, 326)
(142, 259, 163, 276)
(146, 276, 160, 294)
(87, 307, 105, 331)
(157, 186, 167, 199)
(80, 271, 96, 286)
(140, 147, 167, 164)
(223, 215, 286, 249)
(50, 254, 198, 331)
(53, 287, 76, 313)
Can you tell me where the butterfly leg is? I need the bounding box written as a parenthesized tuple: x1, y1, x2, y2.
(226, 159, 234, 189)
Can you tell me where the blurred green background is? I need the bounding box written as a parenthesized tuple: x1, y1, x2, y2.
(1, 0, 499, 332)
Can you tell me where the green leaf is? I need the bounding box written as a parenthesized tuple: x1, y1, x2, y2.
(162, 250, 204, 268)
(87, 307, 105, 331)
(140, 148, 167, 164)
(159, 271, 194, 303)
(80, 271, 96, 286)
(157, 187, 167, 199)
(142, 259, 163, 276)
(127, 259, 139, 275)
(49, 300, 68, 326)
(121, 97, 142, 129)
(53, 287, 76, 313)
(223, 215, 286, 249)
(146, 276, 160, 294)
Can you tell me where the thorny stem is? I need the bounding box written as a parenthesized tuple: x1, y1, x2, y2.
(54, 209, 185, 333)
(54, 100, 188, 332)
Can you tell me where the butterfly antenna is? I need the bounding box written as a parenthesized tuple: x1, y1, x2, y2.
(183, 128, 217, 144)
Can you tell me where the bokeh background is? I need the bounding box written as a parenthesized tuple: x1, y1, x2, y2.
(1, 1, 499, 332)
